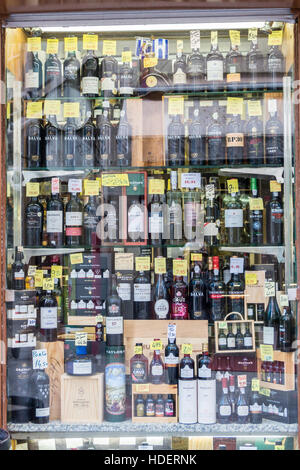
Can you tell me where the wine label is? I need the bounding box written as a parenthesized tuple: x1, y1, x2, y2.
(173, 69, 187, 85)
(151, 365, 163, 376)
(219, 405, 231, 417)
(134, 284, 151, 302)
(25, 71, 39, 89)
(207, 60, 223, 81)
(237, 405, 249, 417)
(47, 211, 63, 233)
(101, 77, 115, 91)
(227, 337, 236, 349)
(244, 337, 253, 347)
(73, 362, 92, 375)
(226, 133, 244, 147)
(40, 307, 58, 330)
(149, 214, 163, 234)
(154, 299, 169, 319)
(106, 317, 123, 335)
(117, 283, 131, 301)
(66, 212, 82, 226)
(128, 207, 144, 233)
(197, 380, 216, 424)
(165, 353, 179, 365)
(225, 209, 243, 228)
(180, 365, 193, 379)
(198, 365, 212, 379)
(82, 76, 99, 95)
(36, 407, 50, 418)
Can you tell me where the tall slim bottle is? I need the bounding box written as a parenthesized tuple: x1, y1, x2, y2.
(25, 51, 42, 99)
(81, 49, 99, 97)
(63, 50, 80, 98)
(106, 274, 123, 347)
(63, 118, 78, 167)
(45, 49, 62, 98)
(152, 273, 170, 320)
(46, 192, 64, 247)
(167, 114, 185, 167)
(39, 290, 58, 342)
(207, 110, 225, 165)
(65, 193, 83, 247)
(266, 188, 284, 245)
(264, 286, 281, 350)
(45, 115, 61, 168)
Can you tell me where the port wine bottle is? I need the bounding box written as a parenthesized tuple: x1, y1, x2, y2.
(266, 188, 283, 245)
(25, 197, 44, 247)
(208, 256, 225, 322)
(63, 50, 80, 98)
(245, 114, 264, 165)
(207, 110, 225, 165)
(153, 273, 170, 319)
(63, 118, 78, 167)
(12, 246, 25, 290)
(265, 109, 284, 165)
(82, 49, 99, 97)
(26, 119, 44, 168)
(188, 108, 205, 165)
(165, 337, 179, 384)
(65, 193, 83, 247)
(170, 274, 189, 320)
(39, 290, 58, 342)
(45, 116, 61, 168)
(149, 342, 164, 384)
(80, 112, 95, 167)
(189, 263, 208, 320)
(31, 369, 50, 424)
(45, 49, 62, 98)
(83, 196, 99, 247)
(133, 271, 151, 320)
(25, 51, 42, 99)
(106, 274, 123, 346)
(167, 114, 185, 167)
(116, 107, 132, 167)
(46, 192, 64, 247)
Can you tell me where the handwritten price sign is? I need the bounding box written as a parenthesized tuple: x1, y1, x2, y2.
(32, 349, 48, 370)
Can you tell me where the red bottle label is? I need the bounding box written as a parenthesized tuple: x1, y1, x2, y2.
(66, 227, 82, 236)
(171, 302, 188, 319)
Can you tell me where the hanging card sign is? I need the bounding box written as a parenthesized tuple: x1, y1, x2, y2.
(47, 38, 59, 54)
(190, 30, 200, 50)
(28, 37, 41, 52)
(32, 349, 48, 370)
(83, 34, 98, 51)
(229, 30, 240, 46)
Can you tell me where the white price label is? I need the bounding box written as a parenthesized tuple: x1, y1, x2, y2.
(205, 184, 215, 200)
(32, 349, 48, 370)
(181, 173, 201, 189)
(230, 257, 244, 274)
(68, 179, 82, 194)
(237, 375, 247, 388)
(268, 99, 277, 114)
(75, 332, 88, 347)
(190, 30, 200, 50)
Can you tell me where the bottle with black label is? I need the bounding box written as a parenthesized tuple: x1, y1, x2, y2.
(226, 114, 244, 165)
(165, 337, 179, 384)
(46, 192, 64, 248)
(45, 116, 61, 168)
(39, 290, 58, 342)
(133, 271, 151, 320)
(116, 107, 132, 167)
(167, 114, 185, 167)
(227, 271, 244, 318)
(153, 273, 170, 320)
(12, 246, 25, 290)
(25, 196, 44, 247)
(63, 50, 80, 98)
(179, 353, 195, 380)
(63, 118, 78, 167)
(189, 263, 208, 320)
(83, 195, 99, 247)
(30, 368, 50, 424)
(188, 108, 205, 166)
(265, 109, 284, 165)
(79, 111, 95, 167)
(207, 110, 225, 165)
(266, 188, 284, 245)
(26, 119, 44, 168)
(65, 192, 83, 247)
(106, 274, 123, 346)
(130, 343, 148, 384)
(245, 115, 264, 165)
(235, 324, 245, 350)
(45, 48, 62, 98)
(81, 49, 99, 97)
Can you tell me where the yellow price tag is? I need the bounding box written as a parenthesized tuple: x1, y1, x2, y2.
(83, 34, 98, 51)
(84, 180, 100, 196)
(226, 97, 243, 115)
(96, 315, 103, 323)
(265, 281, 276, 297)
(75, 332, 88, 347)
(259, 387, 271, 397)
(173, 259, 188, 277)
(260, 344, 274, 362)
(229, 30, 240, 46)
(134, 345, 143, 355)
(154, 257, 166, 274)
(70, 253, 83, 265)
(280, 294, 289, 307)
(177, 40, 183, 52)
(34, 270, 44, 288)
(249, 197, 264, 211)
(26, 182, 40, 197)
(248, 28, 258, 42)
(64, 37, 78, 52)
(122, 50, 132, 63)
(7, 102, 10, 120)
(135, 256, 151, 272)
(211, 31, 218, 45)
(103, 40, 116, 56)
(136, 384, 150, 393)
(102, 174, 130, 187)
(149, 179, 165, 195)
(168, 96, 184, 116)
(63, 102, 80, 118)
(27, 265, 37, 277)
(27, 37, 41, 52)
(270, 180, 281, 193)
(191, 253, 203, 262)
(181, 343, 193, 355)
(268, 30, 283, 46)
(245, 272, 257, 286)
(150, 340, 163, 351)
(44, 100, 61, 116)
(26, 101, 43, 119)
(275, 446, 284, 451)
(251, 379, 260, 392)
(47, 38, 59, 54)
(248, 100, 262, 117)
(43, 277, 55, 291)
(227, 73, 241, 83)
(143, 57, 158, 68)
(51, 265, 63, 279)
(227, 178, 239, 194)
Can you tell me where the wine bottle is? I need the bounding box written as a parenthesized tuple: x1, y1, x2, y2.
(236, 387, 249, 424)
(63, 118, 78, 167)
(224, 191, 243, 246)
(63, 50, 80, 98)
(65, 193, 83, 247)
(45, 49, 62, 98)
(245, 115, 264, 165)
(83, 196, 99, 247)
(100, 54, 118, 98)
(267, 45, 284, 90)
(167, 171, 182, 244)
(186, 47, 205, 91)
(12, 246, 25, 290)
(247, 41, 264, 90)
(173, 51, 187, 92)
(188, 108, 205, 165)
(189, 263, 208, 320)
(135, 395, 145, 417)
(249, 379, 262, 424)
(170, 274, 189, 320)
(164, 395, 175, 417)
(26, 119, 44, 168)
(148, 194, 164, 247)
(235, 324, 244, 350)
(130, 343, 148, 384)
(106, 274, 123, 346)
(264, 288, 281, 351)
(46, 192, 64, 248)
(198, 343, 213, 380)
(167, 114, 185, 167)
(226, 324, 236, 350)
(31, 369, 50, 424)
(25, 196, 44, 247)
(207, 110, 225, 165)
(116, 107, 132, 167)
(25, 51, 43, 99)
(133, 271, 151, 320)
(81, 49, 99, 97)
(266, 189, 283, 245)
(265, 110, 284, 165)
(149, 342, 164, 384)
(217, 378, 232, 424)
(206, 41, 224, 91)
(165, 337, 179, 384)
(119, 48, 134, 97)
(208, 256, 225, 322)
(226, 114, 244, 165)
(225, 43, 243, 91)
(227, 271, 244, 318)
(248, 178, 263, 245)
(244, 323, 253, 350)
(128, 199, 145, 242)
(80, 112, 96, 167)
(153, 273, 170, 319)
(95, 111, 114, 168)
(279, 305, 295, 352)
(45, 116, 61, 168)
(39, 290, 58, 342)
(180, 354, 195, 380)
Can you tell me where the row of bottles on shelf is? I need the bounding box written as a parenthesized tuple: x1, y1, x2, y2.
(134, 394, 175, 418)
(23, 30, 285, 100)
(21, 97, 283, 169)
(17, 175, 284, 249)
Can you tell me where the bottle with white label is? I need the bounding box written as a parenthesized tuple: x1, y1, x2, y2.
(133, 271, 151, 319)
(149, 342, 164, 384)
(66, 345, 96, 376)
(46, 192, 64, 247)
(180, 354, 195, 380)
(217, 377, 232, 424)
(197, 343, 216, 424)
(39, 290, 58, 342)
(153, 273, 170, 320)
(148, 194, 164, 246)
(31, 368, 50, 424)
(224, 192, 244, 245)
(65, 192, 83, 247)
(106, 274, 123, 346)
(25, 51, 42, 99)
(128, 199, 145, 242)
(236, 387, 249, 424)
(206, 42, 224, 90)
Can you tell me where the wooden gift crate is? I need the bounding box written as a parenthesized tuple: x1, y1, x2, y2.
(257, 349, 295, 391)
(215, 313, 255, 354)
(132, 383, 178, 423)
(39, 341, 64, 421)
(124, 319, 208, 374)
(61, 373, 104, 423)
